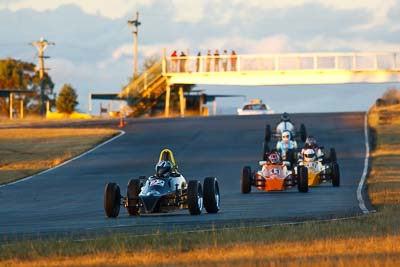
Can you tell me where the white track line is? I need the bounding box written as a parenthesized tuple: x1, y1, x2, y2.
(357, 113, 371, 214)
(0, 130, 125, 188)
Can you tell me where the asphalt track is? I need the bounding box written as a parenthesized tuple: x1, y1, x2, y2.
(0, 112, 369, 239)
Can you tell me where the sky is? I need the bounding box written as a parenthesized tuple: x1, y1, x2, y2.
(0, 0, 399, 114)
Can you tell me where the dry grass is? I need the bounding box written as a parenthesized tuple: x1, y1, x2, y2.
(2, 236, 400, 267)
(0, 128, 118, 184)
(1, 105, 400, 266)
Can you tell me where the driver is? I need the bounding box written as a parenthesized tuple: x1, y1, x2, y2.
(262, 151, 282, 176)
(276, 130, 297, 162)
(276, 112, 295, 137)
(155, 160, 173, 177)
(155, 149, 179, 177)
(267, 151, 281, 165)
(298, 135, 324, 162)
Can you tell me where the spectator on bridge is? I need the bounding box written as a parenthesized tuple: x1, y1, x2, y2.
(206, 50, 211, 72)
(222, 50, 228, 71)
(214, 49, 220, 72)
(196, 52, 201, 72)
(230, 50, 237, 71)
(179, 51, 186, 72)
(171, 50, 178, 72)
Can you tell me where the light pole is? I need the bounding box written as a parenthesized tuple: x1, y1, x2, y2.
(128, 11, 141, 81)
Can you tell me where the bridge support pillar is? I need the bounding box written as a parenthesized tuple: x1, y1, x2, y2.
(179, 86, 185, 117)
(165, 83, 171, 117)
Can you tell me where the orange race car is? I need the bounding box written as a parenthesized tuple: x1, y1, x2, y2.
(241, 152, 308, 193)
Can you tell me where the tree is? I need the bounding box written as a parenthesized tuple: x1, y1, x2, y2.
(56, 84, 78, 114)
(0, 58, 55, 115)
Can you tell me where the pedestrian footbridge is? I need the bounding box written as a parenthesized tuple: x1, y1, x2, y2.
(119, 51, 400, 116)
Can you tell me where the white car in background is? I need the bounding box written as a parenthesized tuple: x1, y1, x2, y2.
(237, 99, 274, 116)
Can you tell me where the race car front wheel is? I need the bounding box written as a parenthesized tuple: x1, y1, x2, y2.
(188, 180, 203, 215)
(104, 182, 121, 218)
(126, 179, 141, 216)
(297, 166, 309, 193)
(203, 177, 220, 213)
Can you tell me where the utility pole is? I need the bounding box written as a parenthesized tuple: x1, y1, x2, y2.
(128, 11, 141, 81)
(30, 37, 55, 115)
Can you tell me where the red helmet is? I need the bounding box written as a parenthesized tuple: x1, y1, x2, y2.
(268, 152, 280, 164)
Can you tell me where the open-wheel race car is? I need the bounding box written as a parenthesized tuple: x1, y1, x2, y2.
(298, 146, 340, 187)
(104, 149, 220, 217)
(241, 152, 309, 193)
(264, 112, 307, 144)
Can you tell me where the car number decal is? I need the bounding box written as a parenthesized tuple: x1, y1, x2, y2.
(150, 179, 165, 186)
(305, 162, 318, 169)
(269, 168, 281, 175)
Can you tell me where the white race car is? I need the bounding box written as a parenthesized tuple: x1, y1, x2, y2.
(237, 99, 274, 116)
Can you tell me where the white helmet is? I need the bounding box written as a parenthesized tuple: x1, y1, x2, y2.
(304, 148, 316, 162)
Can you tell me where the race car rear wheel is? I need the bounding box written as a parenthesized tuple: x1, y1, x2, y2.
(331, 162, 340, 187)
(241, 166, 252, 194)
(265, 124, 271, 142)
(300, 124, 307, 142)
(126, 179, 141, 215)
(263, 142, 270, 160)
(188, 180, 203, 215)
(329, 148, 337, 163)
(104, 182, 121, 218)
(203, 177, 220, 213)
(297, 166, 309, 193)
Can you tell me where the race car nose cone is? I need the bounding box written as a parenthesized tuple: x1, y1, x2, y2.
(140, 195, 161, 213)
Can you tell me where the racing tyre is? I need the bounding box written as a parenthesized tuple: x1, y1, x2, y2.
(126, 179, 141, 215)
(331, 162, 340, 187)
(188, 180, 203, 215)
(241, 166, 252, 194)
(104, 182, 121, 218)
(263, 142, 270, 160)
(329, 148, 337, 163)
(297, 166, 309, 193)
(203, 177, 220, 213)
(300, 124, 307, 142)
(265, 124, 271, 142)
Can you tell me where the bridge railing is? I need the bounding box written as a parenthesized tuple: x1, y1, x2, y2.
(162, 52, 400, 74)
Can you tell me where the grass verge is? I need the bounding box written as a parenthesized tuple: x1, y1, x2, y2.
(0, 128, 119, 185)
(1, 107, 400, 266)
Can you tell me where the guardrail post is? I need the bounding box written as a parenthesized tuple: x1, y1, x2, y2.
(374, 54, 378, 70)
(237, 56, 241, 72)
(352, 53, 357, 70)
(274, 56, 279, 71)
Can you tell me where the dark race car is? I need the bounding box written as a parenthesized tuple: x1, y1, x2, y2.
(104, 149, 220, 217)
